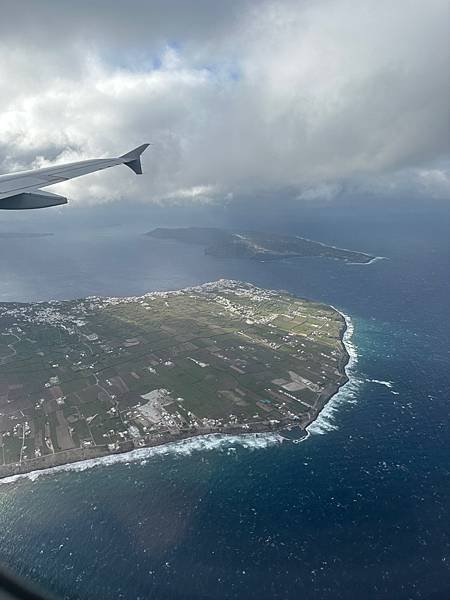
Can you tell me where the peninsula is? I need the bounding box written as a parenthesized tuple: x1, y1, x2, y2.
(147, 227, 376, 263)
(0, 281, 349, 478)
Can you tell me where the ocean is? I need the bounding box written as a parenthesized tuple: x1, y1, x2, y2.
(0, 203, 449, 599)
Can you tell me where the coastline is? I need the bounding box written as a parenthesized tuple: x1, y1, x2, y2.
(306, 309, 359, 435)
(148, 228, 378, 264)
(347, 255, 387, 266)
(0, 428, 286, 485)
(0, 304, 353, 484)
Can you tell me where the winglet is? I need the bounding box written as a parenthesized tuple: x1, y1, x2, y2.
(120, 143, 150, 175)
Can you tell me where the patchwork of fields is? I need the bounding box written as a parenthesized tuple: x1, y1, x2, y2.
(0, 280, 348, 474)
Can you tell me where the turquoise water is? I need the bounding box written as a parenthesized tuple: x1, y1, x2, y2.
(0, 207, 449, 599)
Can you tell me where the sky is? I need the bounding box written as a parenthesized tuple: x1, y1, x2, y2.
(0, 0, 449, 210)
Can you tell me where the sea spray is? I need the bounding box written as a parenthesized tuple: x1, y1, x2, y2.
(307, 311, 361, 435)
(0, 432, 284, 485)
(366, 378, 394, 388)
(347, 256, 387, 266)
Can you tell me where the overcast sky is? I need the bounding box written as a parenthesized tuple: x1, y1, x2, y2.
(0, 0, 449, 207)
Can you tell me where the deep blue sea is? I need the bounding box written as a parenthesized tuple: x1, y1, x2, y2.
(0, 203, 449, 599)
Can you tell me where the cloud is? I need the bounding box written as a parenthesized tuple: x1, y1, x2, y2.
(0, 0, 449, 205)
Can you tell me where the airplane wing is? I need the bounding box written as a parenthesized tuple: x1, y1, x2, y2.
(0, 143, 149, 209)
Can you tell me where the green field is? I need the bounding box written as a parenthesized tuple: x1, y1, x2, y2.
(0, 281, 348, 469)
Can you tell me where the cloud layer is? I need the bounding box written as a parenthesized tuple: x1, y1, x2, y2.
(0, 0, 449, 205)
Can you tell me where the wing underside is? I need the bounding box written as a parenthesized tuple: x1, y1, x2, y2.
(0, 190, 67, 210)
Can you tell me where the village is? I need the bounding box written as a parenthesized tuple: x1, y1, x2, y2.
(0, 280, 348, 476)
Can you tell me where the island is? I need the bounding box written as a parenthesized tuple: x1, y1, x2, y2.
(0, 232, 53, 239)
(147, 227, 376, 263)
(0, 280, 350, 478)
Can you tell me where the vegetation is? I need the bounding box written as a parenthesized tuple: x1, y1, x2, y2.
(148, 227, 375, 263)
(0, 281, 348, 475)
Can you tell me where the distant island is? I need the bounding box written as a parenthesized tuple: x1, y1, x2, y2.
(0, 232, 53, 239)
(147, 227, 377, 264)
(0, 281, 350, 479)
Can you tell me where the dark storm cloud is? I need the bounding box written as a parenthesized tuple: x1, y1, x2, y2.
(0, 0, 252, 53)
(0, 0, 449, 205)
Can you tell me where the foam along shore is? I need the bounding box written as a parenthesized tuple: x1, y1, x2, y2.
(347, 255, 387, 266)
(306, 310, 360, 435)
(0, 432, 285, 485)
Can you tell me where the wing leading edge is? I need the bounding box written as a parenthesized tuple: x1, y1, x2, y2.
(0, 143, 149, 209)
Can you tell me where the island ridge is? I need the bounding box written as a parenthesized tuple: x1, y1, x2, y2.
(147, 227, 377, 263)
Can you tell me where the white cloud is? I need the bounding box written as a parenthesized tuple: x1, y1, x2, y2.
(0, 0, 449, 205)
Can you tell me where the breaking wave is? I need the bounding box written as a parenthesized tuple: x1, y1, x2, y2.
(306, 311, 362, 435)
(347, 256, 387, 266)
(366, 378, 394, 388)
(366, 378, 399, 395)
(0, 432, 284, 485)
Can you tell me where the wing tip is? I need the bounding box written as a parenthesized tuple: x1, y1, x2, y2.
(120, 143, 150, 160)
(120, 143, 150, 175)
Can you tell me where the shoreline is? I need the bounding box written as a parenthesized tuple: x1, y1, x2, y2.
(0, 429, 286, 485)
(306, 309, 358, 435)
(0, 302, 353, 484)
(149, 228, 379, 265)
(347, 255, 387, 266)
